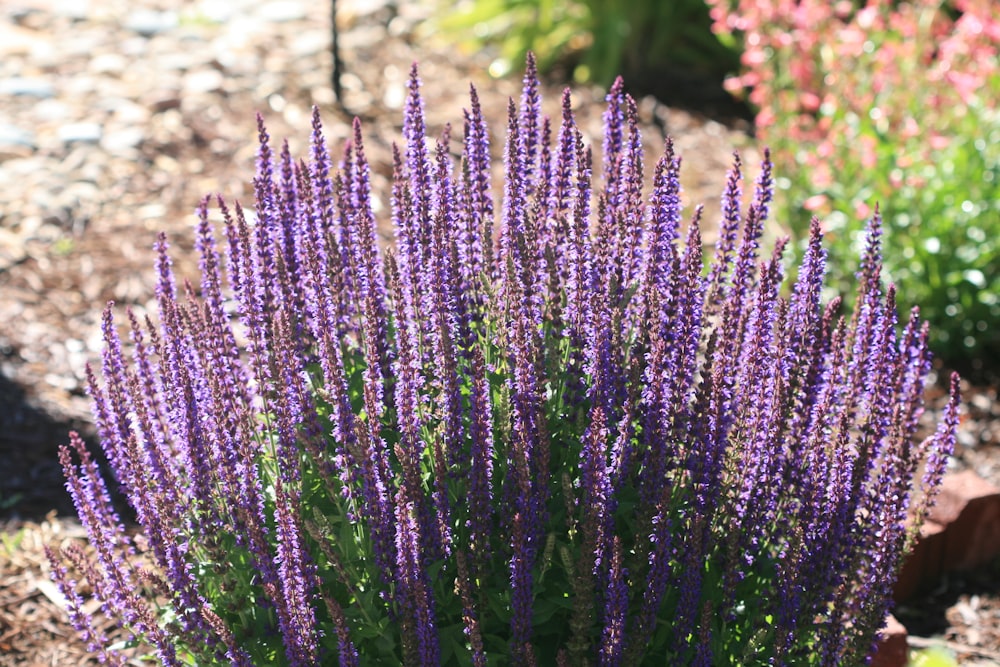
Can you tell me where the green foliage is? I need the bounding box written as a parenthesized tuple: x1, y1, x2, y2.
(428, 0, 738, 87)
(0, 491, 24, 511)
(909, 646, 958, 667)
(1, 526, 25, 557)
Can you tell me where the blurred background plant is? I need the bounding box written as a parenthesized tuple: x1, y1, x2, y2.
(422, 0, 743, 113)
(908, 645, 959, 667)
(704, 0, 1000, 378)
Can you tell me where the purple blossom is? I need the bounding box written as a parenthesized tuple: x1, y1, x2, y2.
(272, 483, 319, 666)
(395, 494, 441, 666)
(599, 537, 627, 667)
(509, 511, 536, 664)
(459, 84, 494, 306)
(45, 545, 126, 666)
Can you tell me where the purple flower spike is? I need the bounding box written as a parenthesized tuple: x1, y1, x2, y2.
(913, 372, 960, 530)
(272, 483, 319, 667)
(601, 77, 627, 191)
(599, 536, 627, 667)
(705, 152, 742, 310)
(466, 346, 496, 579)
(459, 83, 494, 311)
(403, 63, 434, 258)
(45, 546, 126, 667)
(394, 493, 440, 666)
(518, 51, 542, 192)
(510, 511, 537, 665)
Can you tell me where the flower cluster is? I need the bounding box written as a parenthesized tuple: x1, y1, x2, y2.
(51, 56, 959, 666)
(704, 0, 1000, 370)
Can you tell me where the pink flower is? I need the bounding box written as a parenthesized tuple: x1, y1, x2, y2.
(859, 135, 878, 170)
(813, 163, 833, 188)
(900, 117, 920, 140)
(744, 47, 769, 67)
(803, 194, 828, 211)
(757, 107, 776, 128)
(834, 0, 853, 19)
(723, 76, 746, 95)
(946, 70, 983, 103)
(929, 133, 951, 151)
(856, 6, 878, 30)
(838, 26, 867, 56)
(801, 92, 821, 113)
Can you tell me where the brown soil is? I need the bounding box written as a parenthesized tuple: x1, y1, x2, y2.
(0, 1, 997, 665)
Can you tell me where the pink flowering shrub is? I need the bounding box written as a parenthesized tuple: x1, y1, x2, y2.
(707, 0, 1000, 372)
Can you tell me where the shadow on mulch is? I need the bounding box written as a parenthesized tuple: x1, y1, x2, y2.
(0, 370, 93, 522)
(627, 66, 756, 131)
(540, 57, 757, 133)
(895, 555, 1000, 639)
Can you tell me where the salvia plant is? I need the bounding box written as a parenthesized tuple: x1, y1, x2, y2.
(49, 56, 959, 666)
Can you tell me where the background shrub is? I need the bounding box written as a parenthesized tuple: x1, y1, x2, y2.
(706, 0, 1000, 376)
(425, 0, 740, 105)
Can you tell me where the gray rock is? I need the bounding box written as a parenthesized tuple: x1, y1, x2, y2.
(291, 29, 328, 57)
(0, 226, 29, 272)
(193, 0, 240, 23)
(256, 1, 307, 23)
(33, 99, 71, 123)
(89, 53, 128, 75)
(50, 0, 90, 21)
(125, 9, 179, 36)
(183, 68, 225, 94)
(0, 123, 37, 149)
(0, 77, 55, 98)
(156, 52, 199, 72)
(101, 127, 145, 154)
(57, 122, 103, 145)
